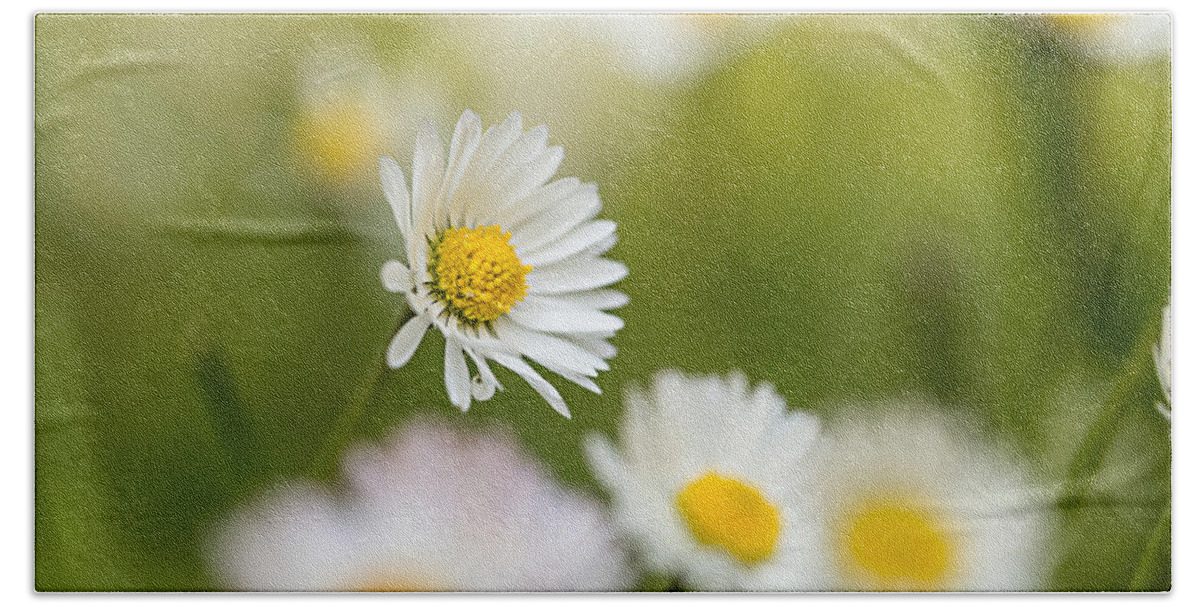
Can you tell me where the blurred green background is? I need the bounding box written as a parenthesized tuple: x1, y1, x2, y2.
(35, 14, 1169, 591)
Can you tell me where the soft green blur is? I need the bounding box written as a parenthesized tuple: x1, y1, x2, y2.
(35, 14, 1169, 591)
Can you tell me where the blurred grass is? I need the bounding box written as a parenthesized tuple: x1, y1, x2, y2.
(35, 14, 1168, 591)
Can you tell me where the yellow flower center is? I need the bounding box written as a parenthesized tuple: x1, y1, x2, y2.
(295, 99, 379, 181)
(841, 498, 955, 590)
(675, 471, 781, 565)
(353, 573, 438, 592)
(1046, 13, 1116, 31)
(428, 225, 531, 327)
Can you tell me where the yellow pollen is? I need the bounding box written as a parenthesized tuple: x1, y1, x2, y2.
(429, 225, 531, 326)
(842, 499, 954, 590)
(295, 99, 379, 181)
(675, 471, 781, 565)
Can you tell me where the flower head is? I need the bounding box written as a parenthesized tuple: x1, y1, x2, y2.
(1041, 13, 1170, 63)
(209, 419, 632, 591)
(293, 51, 450, 191)
(380, 110, 627, 417)
(585, 370, 823, 590)
(796, 405, 1054, 591)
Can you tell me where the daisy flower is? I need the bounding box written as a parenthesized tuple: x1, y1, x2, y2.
(589, 15, 781, 86)
(294, 58, 390, 185)
(1154, 300, 1171, 420)
(584, 370, 823, 590)
(293, 50, 451, 190)
(379, 110, 627, 417)
(796, 405, 1054, 591)
(1041, 13, 1170, 63)
(209, 419, 632, 591)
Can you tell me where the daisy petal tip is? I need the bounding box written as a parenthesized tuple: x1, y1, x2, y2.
(470, 375, 497, 402)
(386, 316, 429, 369)
(582, 433, 608, 460)
(613, 262, 630, 282)
(380, 259, 410, 293)
(379, 154, 400, 174)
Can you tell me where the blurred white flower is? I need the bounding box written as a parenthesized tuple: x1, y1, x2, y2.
(1043, 13, 1170, 63)
(796, 405, 1054, 591)
(585, 370, 823, 590)
(428, 15, 779, 174)
(379, 110, 627, 417)
(209, 419, 632, 591)
(293, 50, 450, 190)
(591, 14, 781, 86)
(1154, 300, 1171, 420)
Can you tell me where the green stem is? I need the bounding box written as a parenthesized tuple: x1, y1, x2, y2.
(1059, 321, 1160, 507)
(308, 313, 411, 479)
(1129, 506, 1171, 591)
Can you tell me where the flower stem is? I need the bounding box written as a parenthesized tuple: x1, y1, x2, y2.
(1128, 505, 1171, 591)
(1059, 322, 1159, 507)
(308, 312, 411, 479)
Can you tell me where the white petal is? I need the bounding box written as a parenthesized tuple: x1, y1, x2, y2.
(499, 177, 581, 229)
(508, 295, 624, 334)
(491, 353, 571, 418)
(465, 348, 501, 401)
(575, 336, 617, 359)
(380, 259, 412, 293)
(764, 410, 821, 464)
(528, 257, 628, 294)
(552, 289, 629, 311)
(410, 118, 445, 237)
(1157, 402, 1172, 420)
(491, 125, 549, 179)
(495, 319, 609, 376)
(442, 111, 483, 227)
(456, 112, 523, 194)
(494, 146, 564, 211)
(580, 233, 618, 259)
(510, 184, 601, 252)
(379, 156, 411, 240)
(583, 434, 625, 489)
(386, 316, 430, 368)
(554, 369, 602, 394)
(444, 338, 471, 411)
(520, 220, 616, 267)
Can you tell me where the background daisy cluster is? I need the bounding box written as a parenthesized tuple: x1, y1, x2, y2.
(34, 13, 1169, 591)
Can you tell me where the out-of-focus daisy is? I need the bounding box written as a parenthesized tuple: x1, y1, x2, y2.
(797, 405, 1054, 591)
(585, 370, 823, 590)
(293, 51, 450, 190)
(591, 14, 781, 86)
(1154, 300, 1171, 420)
(379, 110, 627, 417)
(1041, 13, 1170, 63)
(209, 419, 632, 591)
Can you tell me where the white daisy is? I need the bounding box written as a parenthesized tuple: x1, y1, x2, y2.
(1041, 13, 1171, 63)
(379, 110, 627, 417)
(584, 369, 823, 590)
(591, 15, 781, 86)
(293, 50, 451, 190)
(209, 419, 633, 591)
(293, 53, 391, 185)
(796, 404, 1054, 591)
(1154, 300, 1171, 420)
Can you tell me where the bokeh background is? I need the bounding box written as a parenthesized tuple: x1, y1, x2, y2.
(35, 13, 1170, 591)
